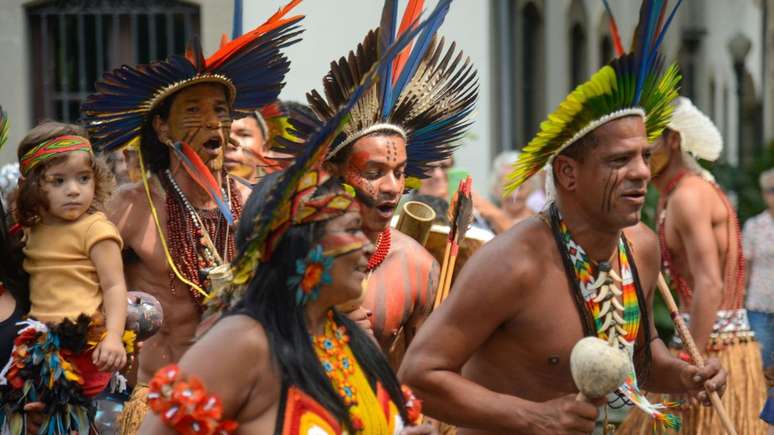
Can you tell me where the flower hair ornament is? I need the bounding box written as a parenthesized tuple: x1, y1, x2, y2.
(505, 0, 682, 194)
(288, 244, 334, 305)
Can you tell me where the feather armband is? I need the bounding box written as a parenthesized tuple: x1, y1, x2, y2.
(147, 364, 238, 435)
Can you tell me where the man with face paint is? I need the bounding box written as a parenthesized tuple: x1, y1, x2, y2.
(617, 97, 767, 434)
(81, 6, 303, 433)
(400, 4, 730, 434)
(298, 1, 478, 368)
(226, 101, 298, 183)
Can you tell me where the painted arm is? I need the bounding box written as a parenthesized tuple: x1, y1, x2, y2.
(91, 238, 128, 372)
(671, 188, 724, 352)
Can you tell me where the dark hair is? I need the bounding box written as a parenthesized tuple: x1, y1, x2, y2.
(140, 83, 232, 174)
(0, 200, 29, 313)
(140, 96, 174, 174)
(328, 128, 406, 167)
(560, 129, 598, 162)
(12, 121, 115, 227)
(235, 172, 409, 430)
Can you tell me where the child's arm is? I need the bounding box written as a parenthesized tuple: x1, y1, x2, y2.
(90, 238, 128, 372)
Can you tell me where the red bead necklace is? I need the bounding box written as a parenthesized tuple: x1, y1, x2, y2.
(162, 171, 242, 306)
(658, 171, 746, 310)
(366, 228, 391, 272)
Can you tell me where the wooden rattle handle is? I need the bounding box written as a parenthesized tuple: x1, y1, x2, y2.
(656, 274, 738, 435)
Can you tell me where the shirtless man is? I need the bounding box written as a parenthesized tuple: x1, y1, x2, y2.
(618, 96, 767, 433)
(400, 115, 727, 434)
(108, 82, 251, 385)
(304, 0, 477, 368)
(80, 10, 302, 432)
(325, 132, 439, 367)
(399, 10, 732, 429)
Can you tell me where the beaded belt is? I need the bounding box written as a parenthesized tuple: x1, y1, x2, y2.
(671, 309, 755, 350)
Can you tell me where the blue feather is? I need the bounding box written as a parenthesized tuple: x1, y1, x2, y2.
(232, 0, 243, 39)
(647, 0, 684, 68)
(386, 0, 453, 115)
(634, 0, 661, 103)
(169, 142, 235, 225)
(380, 0, 399, 118)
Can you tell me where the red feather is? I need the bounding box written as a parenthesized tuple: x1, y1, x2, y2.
(260, 101, 284, 119)
(180, 142, 226, 203)
(651, 1, 669, 49)
(391, 0, 424, 83)
(609, 17, 624, 57)
(206, 0, 303, 70)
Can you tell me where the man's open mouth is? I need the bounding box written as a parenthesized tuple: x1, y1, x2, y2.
(203, 137, 222, 150)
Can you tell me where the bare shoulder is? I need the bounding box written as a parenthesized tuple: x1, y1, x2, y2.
(623, 222, 658, 262)
(391, 229, 436, 266)
(457, 216, 553, 292)
(191, 314, 271, 361)
(622, 222, 659, 285)
(671, 176, 719, 211)
(233, 178, 252, 204)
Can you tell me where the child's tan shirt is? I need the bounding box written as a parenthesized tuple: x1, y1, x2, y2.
(24, 212, 123, 322)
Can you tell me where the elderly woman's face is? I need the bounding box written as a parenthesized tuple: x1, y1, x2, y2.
(317, 211, 373, 305)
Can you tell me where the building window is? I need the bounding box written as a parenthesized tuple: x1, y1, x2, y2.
(568, 0, 587, 88)
(519, 2, 544, 144)
(27, 0, 200, 124)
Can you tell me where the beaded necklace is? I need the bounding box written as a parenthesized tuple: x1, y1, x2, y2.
(366, 228, 391, 272)
(161, 170, 242, 305)
(312, 312, 391, 433)
(657, 171, 746, 311)
(549, 203, 680, 429)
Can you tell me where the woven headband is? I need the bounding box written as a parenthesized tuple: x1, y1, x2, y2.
(20, 135, 92, 176)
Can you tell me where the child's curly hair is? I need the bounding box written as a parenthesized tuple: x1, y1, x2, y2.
(12, 121, 115, 227)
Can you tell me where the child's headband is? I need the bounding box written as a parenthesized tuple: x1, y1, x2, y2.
(20, 135, 93, 176)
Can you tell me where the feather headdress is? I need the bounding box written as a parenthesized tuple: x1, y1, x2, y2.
(667, 96, 722, 162)
(506, 0, 683, 193)
(81, 0, 304, 223)
(81, 0, 304, 154)
(296, 0, 478, 185)
(229, 6, 443, 285)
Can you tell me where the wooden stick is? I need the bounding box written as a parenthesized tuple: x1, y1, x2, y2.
(440, 246, 459, 303)
(433, 242, 452, 309)
(656, 273, 738, 435)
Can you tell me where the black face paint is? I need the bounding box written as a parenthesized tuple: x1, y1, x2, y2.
(386, 140, 398, 163)
(601, 168, 620, 214)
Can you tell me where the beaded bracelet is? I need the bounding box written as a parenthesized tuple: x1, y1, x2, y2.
(402, 385, 423, 425)
(147, 364, 238, 435)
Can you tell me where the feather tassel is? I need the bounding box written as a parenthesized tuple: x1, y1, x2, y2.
(170, 142, 234, 225)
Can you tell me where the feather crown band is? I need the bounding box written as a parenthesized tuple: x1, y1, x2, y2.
(20, 135, 92, 176)
(81, 0, 305, 154)
(229, 3, 444, 285)
(667, 96, 722, 162)
(289, 0, 477, 182)
(505, 0, 683, 193)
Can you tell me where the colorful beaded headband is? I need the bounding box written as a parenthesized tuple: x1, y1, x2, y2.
(20, 135, 92, 176)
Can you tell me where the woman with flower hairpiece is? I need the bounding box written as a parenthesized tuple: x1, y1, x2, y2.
(138, 7, 443, 433)
(140, 171, 432, 435)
